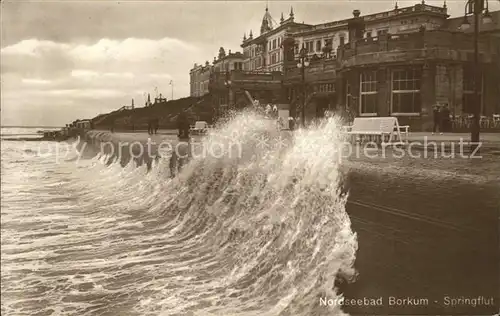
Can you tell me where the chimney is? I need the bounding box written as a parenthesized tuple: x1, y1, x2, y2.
(229, 49, 232, 54)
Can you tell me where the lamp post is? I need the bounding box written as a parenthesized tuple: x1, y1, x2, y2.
(296, 45, 310, 127)
(224, 73, 232, 116)
(169, 80, 174, 100)
(460, 0, 492, 152)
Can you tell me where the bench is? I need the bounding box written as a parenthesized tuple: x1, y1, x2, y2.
(342, 117, 409, 145)
(190, 121, 209, 135)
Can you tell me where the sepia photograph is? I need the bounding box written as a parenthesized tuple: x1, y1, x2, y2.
(1, 0, 499, 315)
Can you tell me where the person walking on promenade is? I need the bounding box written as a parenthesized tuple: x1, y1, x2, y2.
(147, 119, 153, 135)
(432, 104, 442, 135)
(154, 118, 159, 134)
(265, 104, 272, 117)
(170, 115, 191, 178)
(177, 112, 190, 139)
(441, 104, 451, 132)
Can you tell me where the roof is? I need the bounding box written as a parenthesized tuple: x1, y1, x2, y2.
(265, 3, 449, 38)
(241, 22, 312, 47)
(261, 7, 277, 33)
(217, 51, 244, 62)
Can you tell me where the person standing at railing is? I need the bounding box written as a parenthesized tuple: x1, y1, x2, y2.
(441, 104, 451, 132)
(432, 104, 442, 135)
(287, 117, 294, 131)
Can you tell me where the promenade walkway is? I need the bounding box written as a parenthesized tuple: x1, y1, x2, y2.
(88, 130, 500, 156)
(94, 129, 500, 142)
(406, 132, 500, 143)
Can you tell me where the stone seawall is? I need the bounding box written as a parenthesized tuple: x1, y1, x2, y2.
(79, 130, 185, 169)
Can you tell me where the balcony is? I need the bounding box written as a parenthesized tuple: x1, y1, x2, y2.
(230, 70, 283, 82)
(209, 70, 283, 91)
(284, 58, 339, 83)
(338, 30, 497, 68)
(362, 3, 447, 23)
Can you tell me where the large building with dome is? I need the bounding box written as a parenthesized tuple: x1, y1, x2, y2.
(190, 1, 500, 131)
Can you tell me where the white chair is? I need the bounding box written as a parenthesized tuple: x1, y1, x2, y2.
(492, 114, 500, 128)
(342, 117, 408, 145)
(480, 116, 489, 128)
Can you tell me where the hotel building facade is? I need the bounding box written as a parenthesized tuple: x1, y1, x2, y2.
(190, 1, 500, 130)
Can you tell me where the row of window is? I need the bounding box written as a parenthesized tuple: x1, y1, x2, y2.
(318, 83, 335, 93)
(244, 52, 281, 71)
(248, 57, 263, 70)
(246, 46, 263, 58)
(233, 62, 243, 70)
(365, 29, 389, 38)
(269, 51, 281, 65)
(401, 18, 420, 25)
(192, 81, 209, 96)
(297, 37, 345, 55)
(356, 68, 483, 115)
(268, 37, 282, 51)
(217, 62, 244, 72)
(359, 69, 423, 114)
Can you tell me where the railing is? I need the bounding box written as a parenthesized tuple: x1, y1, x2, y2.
(210, 70, 283, 85)
(362, 3, 447, 21)
(289, 21, 348, 35)
(451, 114, 500, 130)
(285, 58, 338, 80)
(339, 30, 496, 62)
(117, 106, 134, 111)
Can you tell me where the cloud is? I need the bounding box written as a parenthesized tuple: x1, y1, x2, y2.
(1, 37, 202, 126)
(149, 73, 172, 79)
(44, 89, 125, 99)
(1, 39, 70, 57)
(70, 69, 135, 80)
(70, 38, 198, 62)
(70, 69, 99, 78)
(21, 78, 52, 85)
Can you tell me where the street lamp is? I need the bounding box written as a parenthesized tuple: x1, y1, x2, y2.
(296, 45, 310, 127)
(224, 73, 232, 116)
(460, 0, 492, 152)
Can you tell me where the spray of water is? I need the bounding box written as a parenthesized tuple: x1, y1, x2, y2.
(1, 112, 358, 316)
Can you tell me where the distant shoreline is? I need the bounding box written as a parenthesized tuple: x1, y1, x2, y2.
(1, 126, 63, 129)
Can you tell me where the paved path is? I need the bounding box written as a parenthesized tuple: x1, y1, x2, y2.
(94, 130, 500, 142)
(342, 169, 498, 315)
(406, 132, 500, 143)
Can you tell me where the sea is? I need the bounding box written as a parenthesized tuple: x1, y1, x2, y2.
(1, 114, 358, 316)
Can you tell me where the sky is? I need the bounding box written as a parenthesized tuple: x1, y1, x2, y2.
(1, 0, 499, 126)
